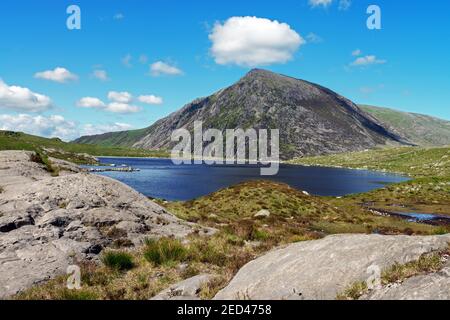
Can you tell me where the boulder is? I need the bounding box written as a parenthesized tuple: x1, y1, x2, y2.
(254, 209, 270, 218)
(151, 274, 213, 300)
(214, 234, 450, 300)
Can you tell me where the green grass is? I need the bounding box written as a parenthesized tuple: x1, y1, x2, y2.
(360, 105, 450, 147)
(29, 150, 60, 176)
(0, 130, 169, 164)
(289, 146, 450, 178)
(101, 251, 135, 271)
(143, 238, 188, 266)
(164, 180, 443, 241)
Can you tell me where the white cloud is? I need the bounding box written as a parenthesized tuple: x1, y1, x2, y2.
(122, 54, 132, 67)
(82, 122, 133, 136)
(108, 91, 133, 103)
(138, 95, 163, 105)
(351, 55, 387, 67)
(105, 102, 140, 113)
(150, 61, 183, 76)
(0, 113, 135, 140)
(92, 69, 109, 81)
(34, 67, 78, 83)
(77, 94, 140, 114)
(77, 97, 106, 109)
(352, 49, 362, 56)
(0, 114, 77, 141)
(306, 32, 323, 44)
(309, 0, 333, 8)
(0, 80, 52, 112)
(208, 16, 304, 67)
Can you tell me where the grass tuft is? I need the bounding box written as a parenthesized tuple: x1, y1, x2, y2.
(101, 251, 134, 271)
(143, 238, 187, 266)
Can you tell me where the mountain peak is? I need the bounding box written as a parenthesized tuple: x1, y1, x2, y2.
(243, 68, 279, 79)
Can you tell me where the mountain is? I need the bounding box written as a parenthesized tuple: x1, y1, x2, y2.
(359, 105, 450, 147)
(74, 69, 407, 159)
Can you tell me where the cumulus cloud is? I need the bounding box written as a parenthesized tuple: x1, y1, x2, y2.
(108, 91, 133, 103)
(0, 114, 77, 141)
(77, 92, 140, 114)
(92, 69, 109, 81)
(34, 67, 78, 83)
(138, 95, 163, 105)
(351, 55, 387, 67)
(104, 102, 139, 113)
(77, 97, 106, 109)
(0, 113, 134, 140)
(209, 16, 304, 67)
(82, 123, 133, 136)
(0, 80, 52, 112)
(150, 61, 183, 76)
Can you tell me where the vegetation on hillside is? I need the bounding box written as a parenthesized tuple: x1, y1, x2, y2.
(360, 105, 450, 147)
(290, 146, 450, 178)
(73, 128, 149, 147)
(0, 130, 169, 163)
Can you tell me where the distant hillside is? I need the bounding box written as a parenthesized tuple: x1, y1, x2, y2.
(75, 69, 406, 159)
(73, 128, 149, 148)
(0, 130, 169, 163)
(290, 146, 450, 178)
(360, 105, 450, 147)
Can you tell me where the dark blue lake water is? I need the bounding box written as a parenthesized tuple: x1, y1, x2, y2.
(89, 157, 409, 201)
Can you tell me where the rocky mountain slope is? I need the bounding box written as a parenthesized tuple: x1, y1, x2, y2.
(75, 69, 407, 159)
(359, 105, 450, 147)
(0, 151, 211, 298)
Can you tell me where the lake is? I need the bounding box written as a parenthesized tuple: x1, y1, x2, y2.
(88, 157, 410, 201)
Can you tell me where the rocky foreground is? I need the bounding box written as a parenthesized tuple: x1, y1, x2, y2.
(0, 151, 449, 300)
(214, 234, 450, 300)
(0, 151, 212, 298)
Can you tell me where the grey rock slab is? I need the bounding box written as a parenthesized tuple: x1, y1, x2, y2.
(151, 274, 213, 300)
(214, 234, 450, 300)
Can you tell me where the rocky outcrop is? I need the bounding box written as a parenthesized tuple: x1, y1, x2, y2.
(214, 234, 450, 300)
(151, 274, 213, 300)
(362, 260, 450, 300)
(0, 151, 212, 298)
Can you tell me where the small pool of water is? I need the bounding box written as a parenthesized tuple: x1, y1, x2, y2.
(393, 212, 450, 225)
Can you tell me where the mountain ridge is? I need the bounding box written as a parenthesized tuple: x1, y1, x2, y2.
(75, 69, 414, 159)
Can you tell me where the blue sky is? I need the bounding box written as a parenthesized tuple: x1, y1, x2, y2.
(0, 0, 449, 140)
